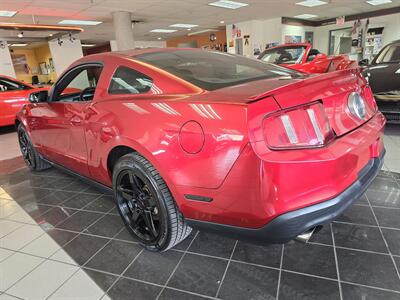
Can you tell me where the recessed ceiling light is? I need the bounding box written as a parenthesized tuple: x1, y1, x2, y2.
(150, 29, 177, 33)
(58, 20, 102, 25)
(220, 20, 225, 24)
(81, 44, 96, 47)
(366, 0, 392, 5)
(17, 32, 24, 38)
(157, 37, 162, 40)
(296, 0, 327, 7)
(208, 0, 248, 9)
(10, 43, 27, 47)
(294, 14, 319, 19)
(170, 24, 198, 28)
(0, 10, 17, 17)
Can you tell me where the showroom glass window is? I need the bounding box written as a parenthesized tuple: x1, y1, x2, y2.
(109, 66, 153, 94)
(135, 50, 302, 90)
(375, 42, 400, 64)
(52, 65, 103, 102)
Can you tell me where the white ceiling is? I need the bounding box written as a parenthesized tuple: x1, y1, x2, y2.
(0, 0, 399, 43)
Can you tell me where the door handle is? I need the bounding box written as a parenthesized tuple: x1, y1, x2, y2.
(70, 116, 82, 125)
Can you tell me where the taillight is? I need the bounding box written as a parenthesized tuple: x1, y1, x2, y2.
(262, 102, 335, 150)
(363, 85, 378, 112)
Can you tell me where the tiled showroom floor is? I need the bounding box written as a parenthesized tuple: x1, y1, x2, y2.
(0, 126, 399, 300)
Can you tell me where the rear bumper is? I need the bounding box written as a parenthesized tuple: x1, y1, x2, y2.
(187, 149, 384, 244)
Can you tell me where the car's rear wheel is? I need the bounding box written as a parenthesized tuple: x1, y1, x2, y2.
(18, 125, 51, 171)
(113, 153, 191, 251)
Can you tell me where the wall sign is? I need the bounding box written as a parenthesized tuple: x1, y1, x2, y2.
(231, 24, 241, 38)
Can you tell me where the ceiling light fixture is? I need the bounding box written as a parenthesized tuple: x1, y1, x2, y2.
(150, 29, 177, 33)
(10, 43, 27, 47)
(208, 0, 248, 9)
(296, 0, 327, 7)
(58, 20, 102, 26)
(157, 37, 162, 40)
(17, 32, 24, 38)
(294, 14, 319, 19)
(170, 23, 198, 28)
(82, 44, 96, 47)
(0, 10, 17, 17)
(220, 20, 225, 24)
(366, 0, 392, 5)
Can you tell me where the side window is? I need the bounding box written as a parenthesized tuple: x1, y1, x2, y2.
(109, 66, 153, 95)
(53, 65, 103, 102)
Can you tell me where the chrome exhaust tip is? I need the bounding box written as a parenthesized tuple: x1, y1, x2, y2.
(295, 227, 316, 243)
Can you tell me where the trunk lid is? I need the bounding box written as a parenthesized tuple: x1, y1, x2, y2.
(264, 69, 377, 136)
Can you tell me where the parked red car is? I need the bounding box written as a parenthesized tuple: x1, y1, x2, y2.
(258, 43, 357, 74)
(0, 76, 35, 127)
(17, 48, 385, 251)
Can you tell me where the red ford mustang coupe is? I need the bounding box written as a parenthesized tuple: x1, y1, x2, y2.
(258, 43, 357, 74)
(0, 76, 36, 127)
(17, 48, 385, 251)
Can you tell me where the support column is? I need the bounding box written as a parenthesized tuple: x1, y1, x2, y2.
(0, 41, 16, 77)
(48, 38, 83, 76)
(112, 11, 134, 51)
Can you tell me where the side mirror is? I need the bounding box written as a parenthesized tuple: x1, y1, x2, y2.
(29, 90, 48, 103)
(359, 59, 369, 66)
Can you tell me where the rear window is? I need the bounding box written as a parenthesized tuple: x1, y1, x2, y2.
(109, 66, 153, 94)
(135, 50, 302, 90)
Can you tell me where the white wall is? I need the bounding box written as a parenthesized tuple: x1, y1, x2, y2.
(226, 13, 400, 58)
(110, 40, 166, 51)
(226, 18, 314, 57)
(48, 38, 83, 76)
(0, 42, 16, 77)
(314, 13, 400, 54)
(281, 24, 314, 43)
(226, 20, 257, 57)
(135, 40, 166, 48)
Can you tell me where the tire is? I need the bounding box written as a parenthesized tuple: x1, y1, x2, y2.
(113, 152, 191, 252)
(17, 124, 51, 171)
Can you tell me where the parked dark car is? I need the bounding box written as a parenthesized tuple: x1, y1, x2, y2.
(361, 40, 400, 124)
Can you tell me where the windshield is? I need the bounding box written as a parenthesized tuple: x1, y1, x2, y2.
(259, 46, 307, 65)
(374, 42, 400, 64)
(135, 50, 302, 90)
(0, 77, 31, 92)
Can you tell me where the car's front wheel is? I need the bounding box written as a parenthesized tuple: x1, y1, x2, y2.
(113, 153, 191, 251)
(18, 124, 51, 171)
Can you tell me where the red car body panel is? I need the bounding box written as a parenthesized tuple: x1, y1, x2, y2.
(18, 49, 385, 235)
(0, 76, 34, 127)
(259, 43, 357, 74)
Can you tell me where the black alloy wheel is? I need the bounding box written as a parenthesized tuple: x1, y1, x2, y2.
(116, 169, 163, 244)
(113, 153, 191, 251)
(17, 125, 51, 171)
(18, 128, 34, 168)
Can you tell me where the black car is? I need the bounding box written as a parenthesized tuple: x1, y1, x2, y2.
(361, 40, 400, 124)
